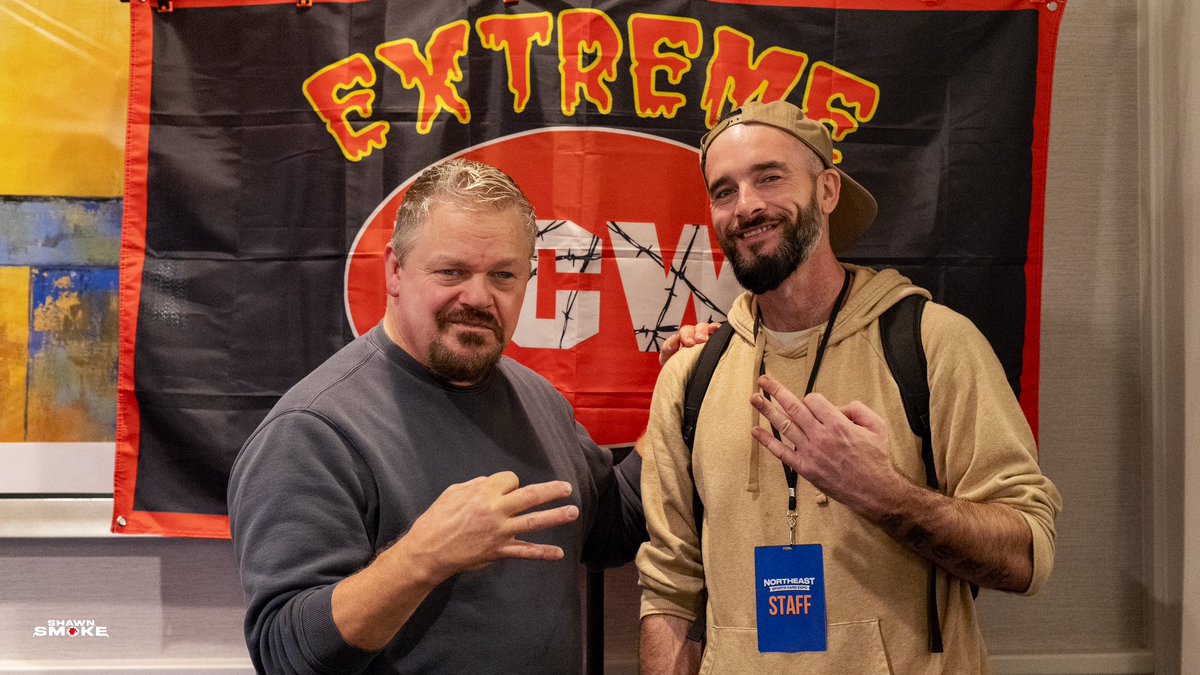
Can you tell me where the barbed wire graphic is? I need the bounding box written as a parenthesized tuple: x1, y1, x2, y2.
(607, 222, 728, 352)
(534, 220, 602, 350)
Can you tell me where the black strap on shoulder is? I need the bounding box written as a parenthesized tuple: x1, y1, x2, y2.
(880, 295, 934, 486)
(879, 295, 945, 653)
(682, 322, 735, 451)
(679, 321, 734, 644)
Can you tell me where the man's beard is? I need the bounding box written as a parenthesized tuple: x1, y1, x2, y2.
(427, 305, 506, 384)
(720, 196, 823, 295)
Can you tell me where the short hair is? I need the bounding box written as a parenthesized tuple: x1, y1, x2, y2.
(391, 159, 538, 264)
(801, 142, 826, 176)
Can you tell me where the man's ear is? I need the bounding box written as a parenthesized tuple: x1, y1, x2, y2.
(384, 242, 403, 298)
(818, 169, 842, 216)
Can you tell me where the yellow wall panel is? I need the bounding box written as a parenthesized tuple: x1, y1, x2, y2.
(0, 1, 129, 197)
(0, 267, 31, 441)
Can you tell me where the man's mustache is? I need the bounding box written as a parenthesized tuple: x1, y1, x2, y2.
(734, 213, 785, 236)
(437, 306, 504, 341)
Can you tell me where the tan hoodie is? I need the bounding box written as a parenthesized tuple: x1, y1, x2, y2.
(637, 265, 1061, 674)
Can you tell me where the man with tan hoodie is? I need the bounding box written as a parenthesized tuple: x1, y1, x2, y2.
(637, 100, 1061, 674)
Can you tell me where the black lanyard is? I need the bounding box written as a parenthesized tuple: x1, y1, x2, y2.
(756, 267, 852, 544)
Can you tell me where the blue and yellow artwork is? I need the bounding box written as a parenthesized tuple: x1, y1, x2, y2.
(0, 197, 121, 442)
(27, 267, 119, 441)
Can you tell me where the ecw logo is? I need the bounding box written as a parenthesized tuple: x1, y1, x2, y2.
(344, 128, 744, 444)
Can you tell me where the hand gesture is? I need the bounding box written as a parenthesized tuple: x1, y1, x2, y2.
(331, 471, 581, 651)
(749, 375, 903, 513)
(406, 471, 579, 579)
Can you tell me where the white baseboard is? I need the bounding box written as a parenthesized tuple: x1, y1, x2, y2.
(992, 651, 1154, 674)
(0, 497, 117, 538)
(0, 650, 1155, 673)
(0, 442, 115, 493)
(0, 659, 253, 673)
(605, 652, 1154, 675)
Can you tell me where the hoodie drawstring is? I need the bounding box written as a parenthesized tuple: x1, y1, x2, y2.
(746, 306, 768, 493)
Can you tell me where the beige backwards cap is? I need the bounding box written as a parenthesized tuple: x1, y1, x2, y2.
(700, 100, 878, 253)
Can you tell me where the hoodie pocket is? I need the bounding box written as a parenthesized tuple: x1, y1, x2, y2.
(699, 619, 892, 674)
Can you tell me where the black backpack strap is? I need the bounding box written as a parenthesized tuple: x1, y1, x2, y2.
(880, 295, 934, 488)
(679, 321, 734, 644)
(682, 322, 734, 451)
(879, 295, 945, 653)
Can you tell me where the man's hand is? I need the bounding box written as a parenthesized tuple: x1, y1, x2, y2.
(332, 472, 578, 651)
(748, 374, 1034, 592)
(407, 471, 579, 576)
(659, 323, 722, 366)
(749, 375, 903, 513)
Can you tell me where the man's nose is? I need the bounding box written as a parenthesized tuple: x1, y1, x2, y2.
(457, 274, 495, 308)
(735, 185, 765, 221)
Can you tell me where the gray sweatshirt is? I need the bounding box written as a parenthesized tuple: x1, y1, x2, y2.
(229, 324, 645, 674)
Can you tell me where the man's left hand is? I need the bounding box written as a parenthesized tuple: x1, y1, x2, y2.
(749, 374, 1038, 593)
(749, 374, 905, 513)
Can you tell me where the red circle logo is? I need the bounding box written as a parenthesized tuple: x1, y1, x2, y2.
(345, 129, 741, 444)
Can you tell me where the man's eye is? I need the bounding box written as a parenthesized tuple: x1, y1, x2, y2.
(712, 187, 734, 201)
(437, 269, 462, 277)
(493, 271, 515, 280)
(761, 174, 782, 184)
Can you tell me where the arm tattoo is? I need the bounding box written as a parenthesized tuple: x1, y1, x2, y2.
(880, 512, 1013, 589)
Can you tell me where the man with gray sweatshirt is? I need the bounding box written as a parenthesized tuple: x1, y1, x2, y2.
(229, 159, 646, 674)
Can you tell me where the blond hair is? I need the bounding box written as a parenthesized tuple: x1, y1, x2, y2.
(392, 159, 537, 263)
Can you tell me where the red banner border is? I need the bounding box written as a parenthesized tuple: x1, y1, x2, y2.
(112, 0, 1065, 537)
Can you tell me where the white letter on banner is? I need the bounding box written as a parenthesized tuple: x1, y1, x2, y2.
(512, 219, 601, 350)
(609, 221, 742, 352)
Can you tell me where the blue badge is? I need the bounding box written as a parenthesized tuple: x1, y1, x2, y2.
(754, 544, 827, 653)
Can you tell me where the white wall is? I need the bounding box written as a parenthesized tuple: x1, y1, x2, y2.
(0, 538, 251, 672)
(978, 1, 1147, 669)
(1142, 0, 1200, 672)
